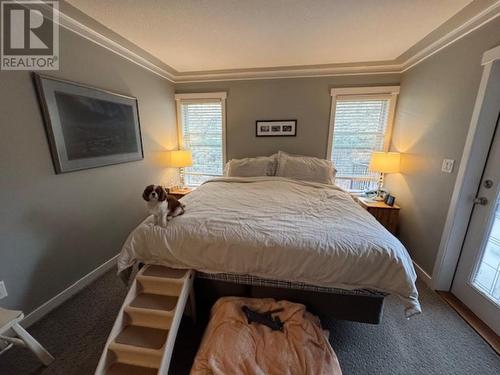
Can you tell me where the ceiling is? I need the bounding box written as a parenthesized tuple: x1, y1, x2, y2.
(59, 0, 499, 81)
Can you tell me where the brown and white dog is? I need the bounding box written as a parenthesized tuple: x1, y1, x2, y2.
(142, 185, 185, 227)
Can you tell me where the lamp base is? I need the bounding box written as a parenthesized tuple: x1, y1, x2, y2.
(373, 173, 386, 201)
(178, 167, 186, 189)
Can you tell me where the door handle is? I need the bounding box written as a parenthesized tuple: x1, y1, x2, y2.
(473, 197, 488, 205)
(483, 179, 493, 189)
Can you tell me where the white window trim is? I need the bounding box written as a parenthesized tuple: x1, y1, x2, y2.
(174, 92, 227, 101)
(326, 86, 400, 189)
(330, 86, 400, 97)
(174, 92, 228, 167)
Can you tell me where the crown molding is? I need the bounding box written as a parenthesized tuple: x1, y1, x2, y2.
(29, 1, 176, 82)
(31, 1, 500, 83)
(400, 0, 500, 72)
(173, 63, 403, 83)
(57, 11, 177, 82)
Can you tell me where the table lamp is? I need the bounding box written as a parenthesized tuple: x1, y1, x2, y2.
(368, 152, 400, 201)
(165, 150, 193, 188)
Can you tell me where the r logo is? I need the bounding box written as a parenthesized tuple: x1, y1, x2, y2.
(10, 8, 50, 50)
(1, 1, 59, 70)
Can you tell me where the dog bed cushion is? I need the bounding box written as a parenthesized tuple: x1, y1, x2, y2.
(190, 297, 342, 375)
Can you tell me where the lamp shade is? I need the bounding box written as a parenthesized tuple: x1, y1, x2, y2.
(369, 152, 400, 173)
(165, 150, 193, 168)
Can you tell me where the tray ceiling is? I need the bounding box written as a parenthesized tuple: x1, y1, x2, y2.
(60, 0, 499, 81)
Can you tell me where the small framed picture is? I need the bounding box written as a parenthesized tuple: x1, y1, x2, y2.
(256, 120, 297, 137)
(384, 194, 396, 206)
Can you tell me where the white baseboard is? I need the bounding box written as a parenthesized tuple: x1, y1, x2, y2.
(22, 254, 119, 328)
(413, 260, 432, 288)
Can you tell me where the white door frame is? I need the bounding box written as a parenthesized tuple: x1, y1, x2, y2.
(432, 45, 500, 290)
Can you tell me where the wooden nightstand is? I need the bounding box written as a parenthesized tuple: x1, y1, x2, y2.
(356, 196, 400, 235)
(168, 187, 193, 199)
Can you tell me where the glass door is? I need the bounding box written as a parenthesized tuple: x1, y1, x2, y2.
(452, 111, 500, 335)
(471, 198, 500, 305)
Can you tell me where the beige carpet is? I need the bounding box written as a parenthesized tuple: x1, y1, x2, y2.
(0, 270, 498, 374)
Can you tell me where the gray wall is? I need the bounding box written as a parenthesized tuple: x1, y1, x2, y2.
(0, 28, 177, 313)
(176, 75, 400, 160)
(385, 17, 500, 275)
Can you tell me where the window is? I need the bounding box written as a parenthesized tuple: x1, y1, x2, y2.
(175, 92, 227, 186)
(327, 86, 399, 191)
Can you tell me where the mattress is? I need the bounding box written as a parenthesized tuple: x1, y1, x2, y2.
(118, 176, 421, 317)
(196, 271, 386, 297)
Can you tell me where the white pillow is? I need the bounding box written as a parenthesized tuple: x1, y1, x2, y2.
(225, 155, 277, 177)
(275, 151, 336, 184)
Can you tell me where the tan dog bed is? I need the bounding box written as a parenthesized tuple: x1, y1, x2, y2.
(190, 297, 342, 375)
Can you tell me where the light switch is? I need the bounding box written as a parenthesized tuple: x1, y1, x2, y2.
(442, 159, 454, 173)
(0, 281, 7, 300)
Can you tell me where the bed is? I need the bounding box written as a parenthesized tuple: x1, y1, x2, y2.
(118, 176, 421, 321)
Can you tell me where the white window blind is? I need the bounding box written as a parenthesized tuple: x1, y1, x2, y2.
(179, 99, 224, 186)
(329, 92, 396, 192)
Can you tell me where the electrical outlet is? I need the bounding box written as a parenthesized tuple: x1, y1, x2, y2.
(442, 159, 454, 173)
(0, 281, 7, 300)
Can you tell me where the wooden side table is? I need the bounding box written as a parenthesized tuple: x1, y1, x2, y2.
(168, 187, 194, 200)
(356, 196, 400, 235)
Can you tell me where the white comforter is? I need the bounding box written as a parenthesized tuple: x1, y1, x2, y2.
(118, 177, 421, 317)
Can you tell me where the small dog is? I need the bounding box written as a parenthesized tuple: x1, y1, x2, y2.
(142, 185, 185, 227)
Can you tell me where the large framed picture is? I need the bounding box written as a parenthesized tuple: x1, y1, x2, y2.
(33, 74, 143, 174)
(256, 120, 297, 137)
